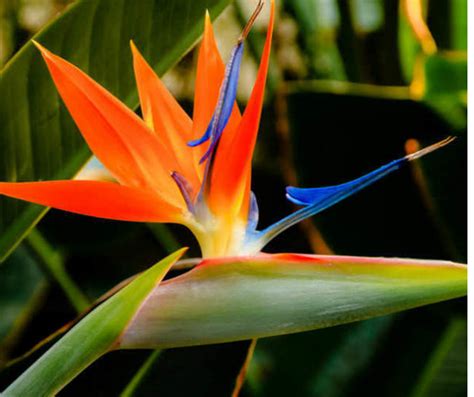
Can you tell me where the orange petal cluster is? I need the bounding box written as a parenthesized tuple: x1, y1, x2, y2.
(0, 2, 275, 260)
(0, 5, 274, 225)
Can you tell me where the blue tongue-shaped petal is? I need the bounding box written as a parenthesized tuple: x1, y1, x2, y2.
(189, 40, 245, 207)
(286, 158, 402, 207)
(189, 0, 264, 159)
(286, 137, 455, 209)
(188, 41, 244, 164)
(188, 115, 214, 148)
(187, 0, 264, 210)
(254, 137, 455, 250)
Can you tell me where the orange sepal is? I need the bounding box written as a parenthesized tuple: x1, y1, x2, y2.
(130, 42, 200, 191)
(0, 181, 182, 223)
(209, 0, 274, 216)
(33, 41, 182, 206)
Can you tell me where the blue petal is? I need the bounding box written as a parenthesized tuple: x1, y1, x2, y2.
(188, 115, 214, 147)
(215, 44, 242, 134)
(254, 137, 454, 250)
(189, 42, 244, 164)
(286, 158, 404, 208)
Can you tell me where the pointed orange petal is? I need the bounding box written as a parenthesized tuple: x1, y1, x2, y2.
(192, 12, 241, 173)
(34, 42, 182, 206)
(237, 172, 251, 221)
(131, 42, 200, 191)
(192, 12, 225, 140)
(209, 0, 274, 216)
(0, 181, 182, 223)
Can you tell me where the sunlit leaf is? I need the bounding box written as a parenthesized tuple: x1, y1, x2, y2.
(418, 52, 467, 129)
(0, 246, 47, 365)
(283, 0, 346, 80)
(410, 317, 467, 397)
(450, 0, 467, 51)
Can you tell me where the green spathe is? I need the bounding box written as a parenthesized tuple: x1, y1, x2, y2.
(4, 253, 466, 395)
(120, 254, 467, 348)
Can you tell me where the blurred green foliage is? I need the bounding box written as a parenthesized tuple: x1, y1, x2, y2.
(0, 0, 466, 395)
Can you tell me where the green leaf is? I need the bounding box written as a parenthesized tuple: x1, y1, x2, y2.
(422, 53, 467, 98)
(283, 0, 346, 80)
(147, 224, 182, 254)
(120, 350, 162, 397)
(334, 1, 403, 84)
(398, 6, 421, 83)
(3, 249, 185, 396)
(308, 315, 394, 397)
(0, 246, 47, 365)
(0, 0, 231, 262)
(244, 315, 394, 397)
(411, 317, 467, 397)
(419, 52, 467, 129)
(0, 1, 16, 67)
(26, 229, 89, 312)
(119, 254, 466, 349)
(450, 0, 467, 50)
(427, 0, 466, 51)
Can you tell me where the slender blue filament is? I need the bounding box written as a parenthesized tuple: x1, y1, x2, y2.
(171, 171, 195, 214)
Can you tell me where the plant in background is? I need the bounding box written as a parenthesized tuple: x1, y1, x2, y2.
(0, 0, 467, 396)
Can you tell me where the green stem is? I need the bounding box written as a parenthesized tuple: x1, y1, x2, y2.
(147, 224, 182, 253)
(26, 229, 89, 313)
(120, 350, 162, 397)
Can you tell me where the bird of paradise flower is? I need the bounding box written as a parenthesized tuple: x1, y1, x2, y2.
(0, 0, 454, 259)
(0, 2, 467, 396)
